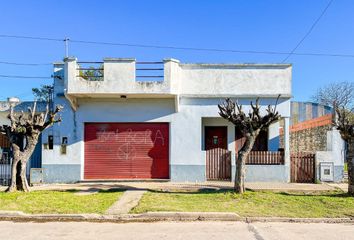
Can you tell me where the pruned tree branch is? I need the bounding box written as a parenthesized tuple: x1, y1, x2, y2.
(333, 102, 354, 141)
(218, 96, 281, 137)
(218, 96, 281, 193)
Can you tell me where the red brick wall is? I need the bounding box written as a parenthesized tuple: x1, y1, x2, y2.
(280, 114, 332, 135)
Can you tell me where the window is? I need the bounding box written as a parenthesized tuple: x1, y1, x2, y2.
(48, 135, 54, 150)
(0, 148, 11, 164)
(61, 137, 67, 154)
(252, 130, 268, 151)
(236, 128, 268, 151)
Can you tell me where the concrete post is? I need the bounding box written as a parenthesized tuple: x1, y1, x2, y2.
(283, 117, 291, 181)
(64, 57, 77, 93)
(164, 58, 180, 112)
(163, 58, 180, 94)
(53, 62, 64, 96)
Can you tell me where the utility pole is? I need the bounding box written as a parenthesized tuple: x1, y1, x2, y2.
(64, 37, 70, 58)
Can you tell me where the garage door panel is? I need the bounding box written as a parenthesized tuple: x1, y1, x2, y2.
(84, 123, 169, 179)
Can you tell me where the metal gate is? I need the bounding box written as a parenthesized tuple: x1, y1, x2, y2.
(206, 148, 231, 181)
(290, 152, 316, 183)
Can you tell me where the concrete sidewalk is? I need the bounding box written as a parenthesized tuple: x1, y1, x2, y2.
(326, 183, 348, 192)
(0, 181, 345, 192)
(1, 221, 354, 240)
(105, 190, 146, 215)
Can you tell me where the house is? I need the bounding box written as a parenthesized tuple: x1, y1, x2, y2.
(39, 57, 292, 183)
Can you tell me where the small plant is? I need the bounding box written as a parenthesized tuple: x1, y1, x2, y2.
(79, 66, 103, 81)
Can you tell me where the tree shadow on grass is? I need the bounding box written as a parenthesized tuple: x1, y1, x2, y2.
(147, 188, 243, 195)
(277, 191, 352, 198)
(98, 188, 126, 193)
(59, 188, 125, 194)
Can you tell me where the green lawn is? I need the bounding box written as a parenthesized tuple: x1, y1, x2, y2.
(132, 190, 354, 218)
(0, 189, 123, 214)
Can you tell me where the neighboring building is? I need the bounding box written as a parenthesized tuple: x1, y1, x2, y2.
(288, 102, 334, 152)
(40, 57, 292, 183)
(290, 101, 332, 126)
(286, 101, 345, 182)
(0, 100, 44, 185)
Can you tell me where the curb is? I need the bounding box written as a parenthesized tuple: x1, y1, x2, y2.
(0, 211, 353, 224)
(245, 217, 354, 224)
(129, 212, 242, 221)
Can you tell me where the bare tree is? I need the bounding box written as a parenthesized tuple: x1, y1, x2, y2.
(333, 104, 354, 195)
(218, 97, 281, 193)
(0, 103, 62, 192)
(312, 82, 354, 109)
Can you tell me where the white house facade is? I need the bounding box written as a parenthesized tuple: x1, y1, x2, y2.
(41, 57, 292, 183)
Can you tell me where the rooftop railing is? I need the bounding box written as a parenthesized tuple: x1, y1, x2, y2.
(135, 61, 164, 82)
(77, 61, 104, 81)
(75, 60, 165, 82)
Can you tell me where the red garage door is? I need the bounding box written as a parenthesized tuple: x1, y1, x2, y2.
(84, 123, 169, 179)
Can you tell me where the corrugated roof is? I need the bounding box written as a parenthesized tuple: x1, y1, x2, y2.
(0, 101, 48, 113)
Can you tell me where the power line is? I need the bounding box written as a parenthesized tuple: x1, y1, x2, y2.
(282, 0, 334, 62)
(69, 39, 354, 58)
(0, 74, 52, 79)
(1, 32, 354, 59)
(0, 34, 62, 42)
(0, 61, 51, 66)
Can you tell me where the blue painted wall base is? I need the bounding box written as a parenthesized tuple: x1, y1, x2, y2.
(232, 165, 289, 182)
(43, 164, 81, 183)
(170, 165, 206, 182)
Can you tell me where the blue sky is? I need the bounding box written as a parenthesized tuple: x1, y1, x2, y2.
(0, 0, 353, 101)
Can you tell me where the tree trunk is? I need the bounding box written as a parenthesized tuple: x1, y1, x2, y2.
(7, 158, 30, 192)
(235, 134, 257, 194)
(6, 136, 39, 192)
(6, 144, 20, 192)
(347, 138, 354, 195)
(17, 160, 30, 192)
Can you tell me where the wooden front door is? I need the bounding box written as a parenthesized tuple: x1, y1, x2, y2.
(205, 127, 231, 180)
(205, 127, 227, 150)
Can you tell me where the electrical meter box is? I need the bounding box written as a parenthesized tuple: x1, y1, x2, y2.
(30, 168, 44, 185)
(319, 162, 334, 182)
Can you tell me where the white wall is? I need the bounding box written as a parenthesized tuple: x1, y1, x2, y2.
(65, 58, 292, 99)
(0, 112, 10, 126)
(316, 130, 345, 167)
(315, 129, 345, 182)
(179, 64, 292, 97)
